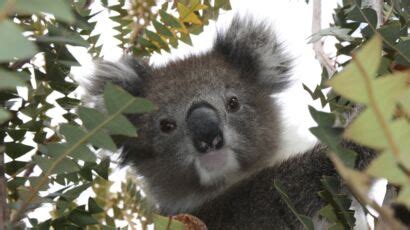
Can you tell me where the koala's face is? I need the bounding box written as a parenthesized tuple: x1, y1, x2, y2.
(120, 54, 281, 212)
(85, 17, 292, 214)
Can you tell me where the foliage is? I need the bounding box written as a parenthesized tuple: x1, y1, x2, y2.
(2, 0, 408, 229)
(0, 0, 230, 229)
(298, 0, 410, 229)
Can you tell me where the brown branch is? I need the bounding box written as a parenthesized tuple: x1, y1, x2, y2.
(0, 145, 9, 230)
(384, 0, 395, 24)
(311, 0, 336, 77)
(0, 0, 15, 22)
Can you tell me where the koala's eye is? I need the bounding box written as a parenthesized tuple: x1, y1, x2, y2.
(160, 119, 177, 133)
(227, 96, 240, 112)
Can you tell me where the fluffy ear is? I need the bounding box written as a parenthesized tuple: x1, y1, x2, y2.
(214, 16, 293, 92)
(80, 56, 150, 107)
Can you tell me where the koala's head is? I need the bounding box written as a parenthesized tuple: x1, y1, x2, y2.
(81, 17, 292, 214)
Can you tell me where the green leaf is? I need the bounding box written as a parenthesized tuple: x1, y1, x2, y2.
(319, 205, 339, 222)
(345, 109, 410, 151)
(153, 20, 174, 38)
(399, 89, 410, 114)
(78, 107, 137, 137)
(37, 35, 89, 47)
(347, 7, 377, 27)
(0, 68, 29, 89)
(103, 83, 157, 115)
(366, 150, 408, 184)
(60, 124, 87, 144)
(56, 97, 81, 110)
(62, 183, 91, 201)
(0, 108, 10, 124)
(308, 107, 356, 168)
(0, 20, 38, 62)
(145, 29, 170, 51)
(395, 40, 410, 66)
(308, 106, 335, 126)
(378, 21, 401, 44)
(309, 27, 354, 43)
(71, 145, 97, 163)
(215, 0, 231, 10)
(94, 158, 109, 180)
(33, 155, 80, 175)
(319, 176, 356, 227)
(89, 130, 117, 151)
(88, 198, 104, 214)
(159, 10, 183, 29)
(5, 160, 27, 175)
(68, 208, 99, 227)
(344, 109, 386, 149)
(7, 129, 27, 141)
(274, 180, 315, 230)
(328, 36, 382, 103)
(14, 0, 75, 23)
(5, 142, 34, 159)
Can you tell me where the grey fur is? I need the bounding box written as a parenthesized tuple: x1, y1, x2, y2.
(192, 142, 376, 229)
(80, 16, 383, 228)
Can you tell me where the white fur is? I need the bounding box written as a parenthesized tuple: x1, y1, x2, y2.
(194, 149, 240, 186)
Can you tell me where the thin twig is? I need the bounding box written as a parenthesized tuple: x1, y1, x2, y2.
(384, 0, 395, 23)
(0, 0, 15, 22)
(329, 154, 405, 229)
(311, 0, 336, 77)
(0, 146, 9, 230)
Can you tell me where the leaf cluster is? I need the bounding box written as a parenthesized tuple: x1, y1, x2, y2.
(299, 0, 410, 228)
(0, 0, 230, 229)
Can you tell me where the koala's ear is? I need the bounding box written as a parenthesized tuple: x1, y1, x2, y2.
(80, 57, 150, 107)
(213, 16, 293, 92)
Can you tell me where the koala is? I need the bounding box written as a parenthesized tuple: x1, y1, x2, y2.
(80, 16, 389, 228)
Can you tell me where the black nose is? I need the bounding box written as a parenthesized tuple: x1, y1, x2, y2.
(187, 103, 224, 153)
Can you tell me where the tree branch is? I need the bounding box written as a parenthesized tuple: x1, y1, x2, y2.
(311, 0, 336, 77)
(0, 145, 9, 230)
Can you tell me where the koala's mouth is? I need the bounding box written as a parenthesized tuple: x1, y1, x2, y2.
(198, 150, 228, 171)
(194, 148, 240, 186)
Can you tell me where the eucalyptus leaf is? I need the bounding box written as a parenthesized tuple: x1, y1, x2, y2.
(366, 150, 408, 184)
(0, 68, 28, 89)
(0, 20, 38, 62)
(5, 142, 34, 159)
(328, 36, 382, 104)
(14, 0, 75, 23)
(62, 183, 91, 201)
(68, 208, 99, 227)
(0, 108, 11, 124)
(103, 83, 157, 115)
(33, 155, 80, 175)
